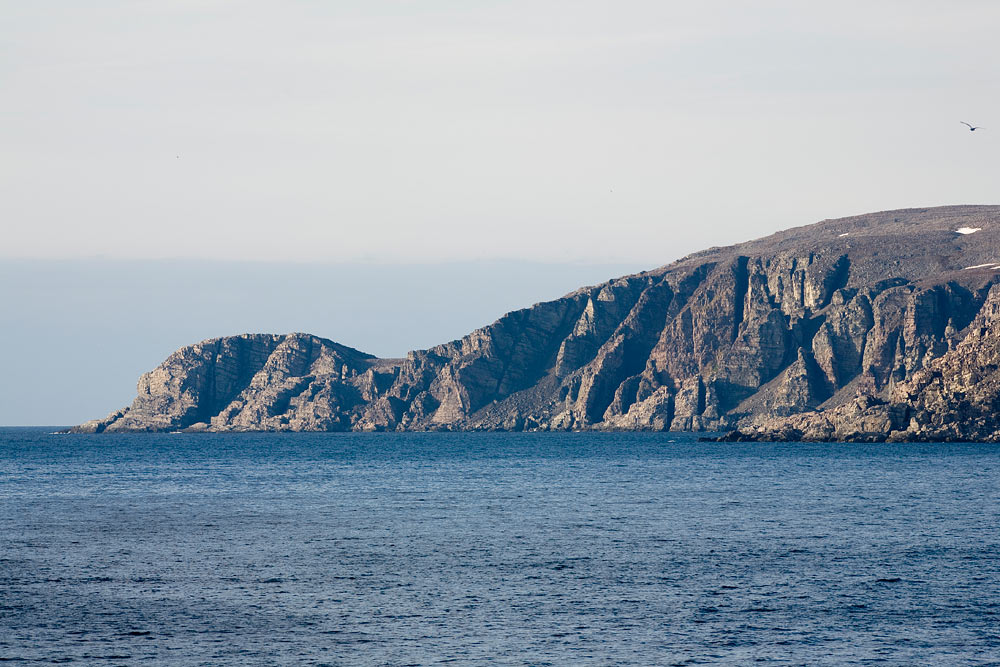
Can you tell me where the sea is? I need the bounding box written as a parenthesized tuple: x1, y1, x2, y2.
(2, 428, 999, 665)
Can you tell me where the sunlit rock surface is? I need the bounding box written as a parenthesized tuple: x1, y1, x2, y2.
(75, 205, 1000, 438)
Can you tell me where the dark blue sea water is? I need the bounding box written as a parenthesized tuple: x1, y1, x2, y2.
(2, 428, 1000, 665)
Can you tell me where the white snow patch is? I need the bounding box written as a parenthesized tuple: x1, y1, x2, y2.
(838, 232, 850, 237)
(963, 263, 998, 270)
(956, 227, 982, 235)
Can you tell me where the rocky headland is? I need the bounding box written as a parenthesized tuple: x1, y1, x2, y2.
(76, 205, 1000, 440)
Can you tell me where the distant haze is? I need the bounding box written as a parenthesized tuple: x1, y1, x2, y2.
(3, 1, 999, 264)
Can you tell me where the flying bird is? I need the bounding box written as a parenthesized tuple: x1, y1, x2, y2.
(961, 121, 983, 131)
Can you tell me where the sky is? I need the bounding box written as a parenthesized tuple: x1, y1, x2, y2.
(2, 1, 999, 424)
(3, 1, 999, 264)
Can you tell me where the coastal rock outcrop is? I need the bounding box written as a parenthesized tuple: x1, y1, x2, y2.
(75, 205, 1000, 438)
(724, 283, 1000, 442)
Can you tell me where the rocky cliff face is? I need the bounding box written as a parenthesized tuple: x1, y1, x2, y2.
(76, 205, 1000, 436)
(724, 283, 1000, 442)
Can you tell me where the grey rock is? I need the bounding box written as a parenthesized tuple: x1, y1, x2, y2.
(730, 284, 1000, 442)
(74, 205, 1000, 436)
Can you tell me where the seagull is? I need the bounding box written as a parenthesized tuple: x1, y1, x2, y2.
(961, 121, 983, 131)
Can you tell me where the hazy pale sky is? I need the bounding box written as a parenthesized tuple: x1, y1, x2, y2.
(4, 1, 998, 264)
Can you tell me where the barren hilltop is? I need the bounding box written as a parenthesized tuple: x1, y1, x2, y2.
(77, 205, 1000, 441)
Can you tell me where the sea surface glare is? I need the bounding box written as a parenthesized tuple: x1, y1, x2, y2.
(2, 429, 1000, 665)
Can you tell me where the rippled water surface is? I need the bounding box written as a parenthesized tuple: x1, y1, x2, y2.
(2, 428, 1000, 665)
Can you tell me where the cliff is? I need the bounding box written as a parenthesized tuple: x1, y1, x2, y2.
(76, 205, 1000, 437)
(722, 282, 1000, 442)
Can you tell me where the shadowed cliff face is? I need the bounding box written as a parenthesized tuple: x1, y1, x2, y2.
(76, 205, 1000, 434)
